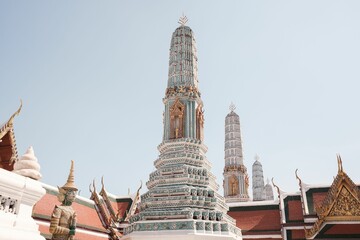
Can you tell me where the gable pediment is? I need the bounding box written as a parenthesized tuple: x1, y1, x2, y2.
(306, 156, 360, 239)
(170, 98, 185, 116)
(327, 185, 360, 220)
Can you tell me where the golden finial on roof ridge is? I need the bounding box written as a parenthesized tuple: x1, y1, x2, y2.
(295, 169, 302, 185)
(178, 13, 188, 26)
(137, 180, 143, 194)
(337, 154, 343, 173)
(271, 177, 282, 199)
(101, 176, 105, 191)
(6, 99, 22, 125)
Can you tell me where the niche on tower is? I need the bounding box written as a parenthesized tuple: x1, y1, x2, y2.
(229, 175, 239, 196)
(170, 98, 185, 139)
(196, 104, 204, 141)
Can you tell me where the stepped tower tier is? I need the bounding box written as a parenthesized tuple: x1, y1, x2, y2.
(223, 104, 250, 202)
(123, 17, 242, 240)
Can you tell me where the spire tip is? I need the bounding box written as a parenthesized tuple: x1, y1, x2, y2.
(229, 102, 236, 112)
(178, 13, 188, 26)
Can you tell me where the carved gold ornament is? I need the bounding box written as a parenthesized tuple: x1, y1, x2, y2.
(305, 156, 360, 239)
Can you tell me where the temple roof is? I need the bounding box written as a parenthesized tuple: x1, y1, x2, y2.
(0, 101, 22, 169)
(305, 155, 360, 239)
(0, 100, 22, 139)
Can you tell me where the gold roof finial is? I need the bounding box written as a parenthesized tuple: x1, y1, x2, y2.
(272, 177, 281, 199)
(11, 99, 23, 120)
(61, 160, 78, 191)
(178, 13, 188, 26)
(3, 99, 22, 129)
(229, 102, 236, 112)
(337, 154, 343, 173)
(295, 169, 302, 184)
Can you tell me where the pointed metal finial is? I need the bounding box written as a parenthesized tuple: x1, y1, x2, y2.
(178, 13, 188, 26)
(229, 102, 236, 112)
(337, 154, 343, 173)
(271, 177, 281, 199)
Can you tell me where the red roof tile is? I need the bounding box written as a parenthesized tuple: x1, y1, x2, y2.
(229, 209, 281, 231)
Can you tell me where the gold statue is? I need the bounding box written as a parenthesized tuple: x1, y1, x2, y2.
(49, 160, 78, 240)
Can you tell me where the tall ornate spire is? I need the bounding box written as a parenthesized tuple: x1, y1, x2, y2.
(252, 155, 265, 201)
(163, 16, 203, 142)
(167, 15, 198, 89)
(223, 104, 250, 202)
(123, 19, 242, 239)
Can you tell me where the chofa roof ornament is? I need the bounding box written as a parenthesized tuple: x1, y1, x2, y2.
(337, 153, 343, 173)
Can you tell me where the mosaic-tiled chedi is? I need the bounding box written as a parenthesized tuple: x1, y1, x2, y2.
(123, 17, 242, 239)
(223, 105, 250, 202)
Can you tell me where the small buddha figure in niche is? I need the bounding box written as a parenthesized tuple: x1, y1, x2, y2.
(49, 160, 77, 240)
(230, 176, 239, 196)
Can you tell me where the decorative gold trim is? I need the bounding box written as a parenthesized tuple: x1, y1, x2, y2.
(99, 177, 118, 222)
(90, 179, 121, 239)
(305, 156, 360, 239)
(337, 154, 343, 173)
(89, 179, 110, 227)
(196, 104, 204, 141)
(125, 181, 142, 222)
(229, 175, 239, 196)
(295, 169, 308, 216)
(272, 178, 285, 240)
(224, 165, 247, 173)
(1, 100, 22, 132)
(0, 100, 22, 165)
(170, 98, 185, 139)
(272, 178, 281, 200)
(165, 85, 199, 97)
(295, 169, 302, 188)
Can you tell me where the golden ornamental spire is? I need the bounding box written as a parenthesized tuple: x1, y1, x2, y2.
(62, 160, 78, 191)
(178, 14, 188, 26)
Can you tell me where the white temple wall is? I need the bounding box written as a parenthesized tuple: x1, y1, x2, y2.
(0, 168, 45, 240)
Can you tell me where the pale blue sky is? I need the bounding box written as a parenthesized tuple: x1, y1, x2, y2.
(1, 1, 360, 197)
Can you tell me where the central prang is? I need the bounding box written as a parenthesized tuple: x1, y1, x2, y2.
(122, 18, 242, 240)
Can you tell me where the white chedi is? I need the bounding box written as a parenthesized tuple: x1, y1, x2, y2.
(13, 146, 42, 180)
